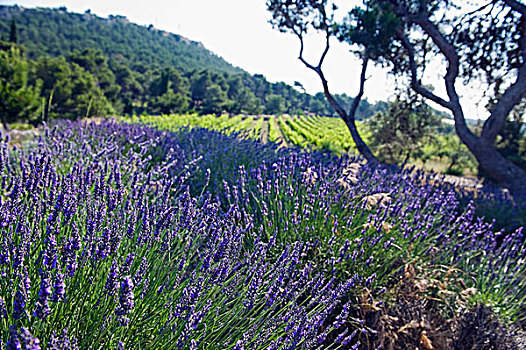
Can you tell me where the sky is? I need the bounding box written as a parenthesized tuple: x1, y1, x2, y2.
(0, 0, 490, 119)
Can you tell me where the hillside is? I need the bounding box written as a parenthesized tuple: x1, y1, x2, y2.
(0, 5, 242, 75)
(0, 5, 391, 119)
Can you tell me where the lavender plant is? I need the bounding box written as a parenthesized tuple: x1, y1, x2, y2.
(1, 119, 525, 349)
(0, 122, 359, 348)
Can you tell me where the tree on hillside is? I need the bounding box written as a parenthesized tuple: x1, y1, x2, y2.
(32, 56, 112, 119)
(149, 88, 189, 115)
(189, 70, 211, 108)
(267, 0, 399, 162)
(309, 98, 326, 116)
(0, 47, 42, 129)
(9, 18, 17, 44)
(109, 59, 143, 114)
(265, 94, 286, 115)
(149, 67, 188, 97)
(201, 84, 229, 115)
(354, 0, 526, 193)
(227, 75, 262, 114)
(68, 48, 121, 106)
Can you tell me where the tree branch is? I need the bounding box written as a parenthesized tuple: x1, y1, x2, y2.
(481, 13, 526, 143)
(397, 32, 451, 109)
(292, 19, 347, 118)
(296, 31, 318, 72)
(268, 0, 378, 162)
(414, 16, 460, 100)
(318, 69, 347, 118)
(348, 55, 369, 119)
(317, 6, 331, 70)
(318, 26, 330, 69)
(389, 3, 476, 142)
(502, 0, 526, 15)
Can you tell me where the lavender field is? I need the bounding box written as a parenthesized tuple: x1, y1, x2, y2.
(1, 120, 525, 349)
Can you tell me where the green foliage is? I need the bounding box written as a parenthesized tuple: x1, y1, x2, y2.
(9, 17, 17, 43)
(0, 5, 389, 120)
(8, 122, 33, 130)
(149, 89, 189, 115)
(68, 48, 121, 104)
(109, 60, 143, 114)
(228, 81, 261, 114)
(309, 99, 325, 115)
(369, 94, 440, 165)
(0, 47, 42, 127)
(201, 84, 229, 114)
(130, 114, 366, 156)
(337, 3, 400, 61)
(31, 55, 113, 119)
(0, 6, 240, 75)
(264, 94, 286, 115)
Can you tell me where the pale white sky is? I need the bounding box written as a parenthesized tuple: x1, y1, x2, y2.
(1, 0, 489, 119)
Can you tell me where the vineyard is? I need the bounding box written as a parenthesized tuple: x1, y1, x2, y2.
(131, 114, 477, 175)
(133, 114, 368, 154)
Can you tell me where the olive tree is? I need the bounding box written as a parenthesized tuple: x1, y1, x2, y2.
(363, 0, 526, 193)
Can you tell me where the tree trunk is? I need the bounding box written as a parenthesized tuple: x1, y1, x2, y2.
(453, 109, 526, 194)
(0, 116, 8, 131)
(0, 103, 9, 131)
(319, 56, 378, 163)
(465, 139, 526, 194)
(342, 116, 377, 163)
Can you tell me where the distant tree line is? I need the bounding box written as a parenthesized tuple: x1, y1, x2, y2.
(0, 42, 388, 129)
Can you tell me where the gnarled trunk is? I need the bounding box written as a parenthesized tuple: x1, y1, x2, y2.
(392, 3, 526, 195)
(453, 109, 526, 194)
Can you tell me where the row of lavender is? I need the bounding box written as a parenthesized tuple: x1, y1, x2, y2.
(0, 120, 524, 349)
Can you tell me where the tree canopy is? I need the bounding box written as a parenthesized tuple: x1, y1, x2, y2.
(362, 0, 526, 193)
(268, 0, 526, 193)
(0, 47, 42, 128)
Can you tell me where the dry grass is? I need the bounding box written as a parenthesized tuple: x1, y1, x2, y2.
(361, 260, 526, 350)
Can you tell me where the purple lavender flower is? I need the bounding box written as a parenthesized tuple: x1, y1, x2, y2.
(52, 273, 66, 302)
(133, 257, 149, 288)
(104, 260, 120, 297)
(34, 273, 52, 320)
(43, 232, 58, 270)
(13, 287, 27, 321)
(48, 329, 79, 350)
(19, 328, 41, 350)
(6, 326, 21, 350)
(115, 276, 135, 326)
(232, 340, 244, 350)
(0, 295, 7, 321)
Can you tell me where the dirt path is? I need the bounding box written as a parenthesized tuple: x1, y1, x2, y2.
(258, 116, 269, 144)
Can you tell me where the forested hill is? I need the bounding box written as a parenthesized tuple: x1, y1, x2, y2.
(0, 5, 242, 74)
(0, 5, 386, 121)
